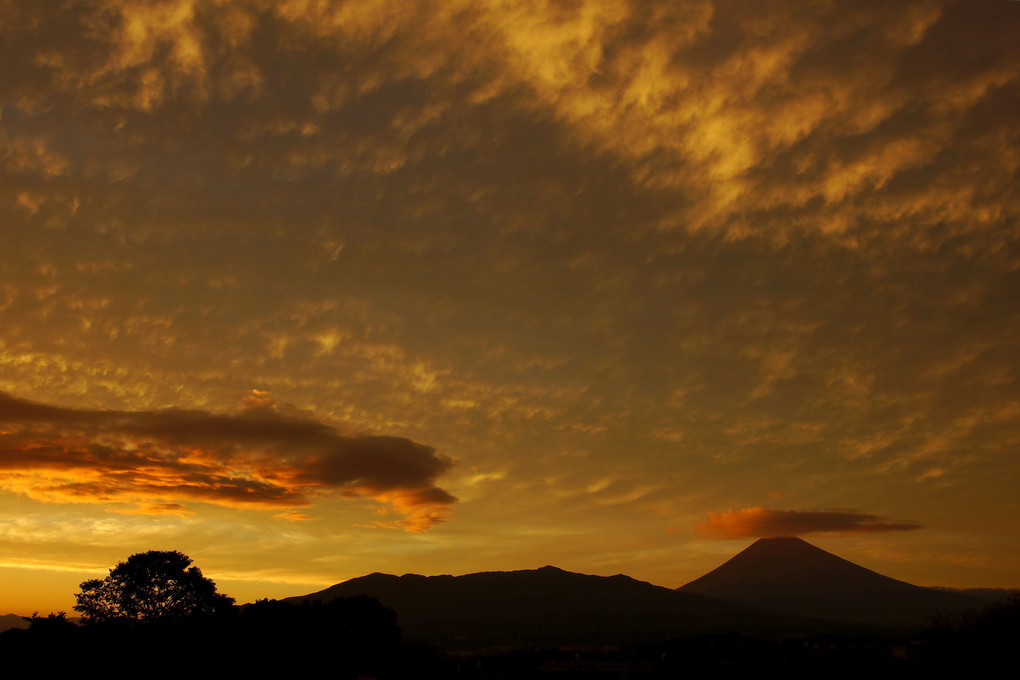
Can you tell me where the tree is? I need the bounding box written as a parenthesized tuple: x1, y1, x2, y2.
(73, 550, 235, 624)
(24, 611, 74, 632)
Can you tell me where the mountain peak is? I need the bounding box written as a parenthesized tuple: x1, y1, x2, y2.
(679, 536, 982, 628)
(754, 535, 809, 544)
(750, 536, 812, 547)
(744, 536, 825, 556)
(681, 536, 903, 599)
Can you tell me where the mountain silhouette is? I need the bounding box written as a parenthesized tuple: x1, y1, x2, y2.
(284, 565, 832, 648)
(0, 614, 29, 633)
(678, 537, 983, 629)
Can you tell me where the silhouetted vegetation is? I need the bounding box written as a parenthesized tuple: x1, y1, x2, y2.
(24, 611, 75, 632)
(1, 597, 439, 677)
(0, 550, 443, 679)
(920, 593, 1020, 671)
(73, 550, 234, 624)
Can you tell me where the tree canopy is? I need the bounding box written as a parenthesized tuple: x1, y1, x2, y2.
(73, 550, 234, 624)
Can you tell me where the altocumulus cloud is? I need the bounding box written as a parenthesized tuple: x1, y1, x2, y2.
(0, 391, 456, 531)
(696, 507, 923, 539)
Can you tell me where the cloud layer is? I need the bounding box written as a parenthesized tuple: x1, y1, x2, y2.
(0, 391, 455, 531)
(696, 507, 923, 539)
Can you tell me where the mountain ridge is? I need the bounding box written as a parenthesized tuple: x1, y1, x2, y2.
(280, 537, 988, 647)
(282, 562, 848, 648)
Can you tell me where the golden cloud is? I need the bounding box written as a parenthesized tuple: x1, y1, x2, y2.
(0, 390, 456, 530)
(5, 0, 1014, 250)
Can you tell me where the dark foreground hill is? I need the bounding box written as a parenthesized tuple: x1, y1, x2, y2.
(679, 537, 984, 629)
(285, 564, 867, 648)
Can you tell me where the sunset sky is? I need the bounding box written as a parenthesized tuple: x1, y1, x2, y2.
(2, 0, 1019, 615)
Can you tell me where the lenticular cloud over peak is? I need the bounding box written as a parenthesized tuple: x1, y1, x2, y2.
(696, 507, 923, 539)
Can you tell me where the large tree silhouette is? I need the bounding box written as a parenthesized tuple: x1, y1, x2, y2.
(74, 550, 234, 624)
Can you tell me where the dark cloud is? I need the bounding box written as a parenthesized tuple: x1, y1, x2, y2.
(0, 390, 455, 530)
(696, 507, 923, 539)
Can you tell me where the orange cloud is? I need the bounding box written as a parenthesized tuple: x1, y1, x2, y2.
(695, 506, 922, 539)
(0, 391, 456, 530)
(273, 511, 311, 522)
(107, 502, 194, 517)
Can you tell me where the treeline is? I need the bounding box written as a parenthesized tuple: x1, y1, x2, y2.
(0, 550, 444, 678)
(0, 597, 445, 679)
(3, 595, 1016, 679)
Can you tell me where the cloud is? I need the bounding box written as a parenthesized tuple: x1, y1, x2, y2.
(4, 0, 1017, 251)
(0, 390, 455, 531)
(273, 511, 310, 522)
(695, 506, 923, 539)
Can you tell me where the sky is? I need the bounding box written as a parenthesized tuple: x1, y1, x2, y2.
(1, 0, 1018, 615)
